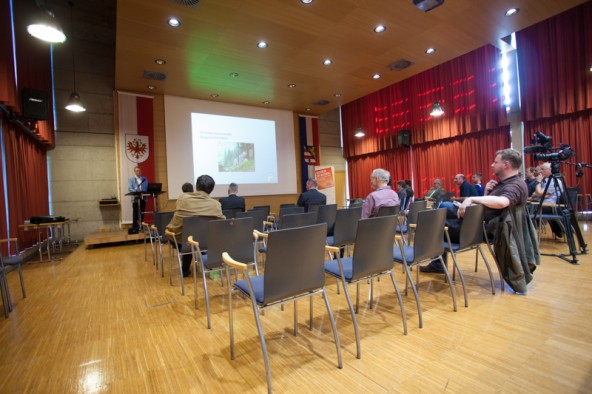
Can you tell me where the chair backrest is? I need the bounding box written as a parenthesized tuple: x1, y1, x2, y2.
(565, 187, 578, 208)
(206, 217, 254, 268)
(332, 207, 362, 246)
(376, 205, 400, 217)
(351, 216, 397, 280)
(154, 211, 174, 238)
(458, 204, 485, 249)
(306, 202, 324, 214)
(263, 223, 327, 305)
(222, 208, 242, 219)
(442, 192, 455, 202)
(236, 209, 267, 231)
(279, 206, 304, 216)
(279, 212, 317, 230)
(407, 200, 428, 225)
(279, 203, 297, 209)
(181, 215, 219, 252)
(252, 205, 270, 218)
(316, 204, 337, 235)
(349, 199, 363, 208)
(413, 208, 446, 262)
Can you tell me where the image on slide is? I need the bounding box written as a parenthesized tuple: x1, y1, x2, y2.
(218, 142, 255, 172)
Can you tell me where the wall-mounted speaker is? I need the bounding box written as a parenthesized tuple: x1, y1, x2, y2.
(398, 129, 411, 147)
(22, 88, 49, 120)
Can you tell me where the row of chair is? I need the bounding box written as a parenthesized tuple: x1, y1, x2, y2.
(140, 201, 499, 393)
(0, 238, 27, 318)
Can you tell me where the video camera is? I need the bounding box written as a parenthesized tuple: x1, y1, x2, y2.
(523, 131, 574, 162)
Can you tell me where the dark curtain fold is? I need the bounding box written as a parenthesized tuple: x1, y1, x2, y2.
(0, 0, 17, 108)
(0, 116, 8, 253)
(346, 148, 411, 200)
(4, 127, 50, 248)
(342, 44, 508, 159)
(516, 1, 592, 121)
(412, 127, 511, 197)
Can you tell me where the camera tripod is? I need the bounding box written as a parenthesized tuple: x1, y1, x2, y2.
(533, 162, 588, 264)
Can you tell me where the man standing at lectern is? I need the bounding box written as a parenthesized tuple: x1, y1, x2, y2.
(128, 166, 147, 233)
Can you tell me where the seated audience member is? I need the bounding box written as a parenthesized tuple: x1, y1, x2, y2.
(166, 175, 225, 277)
(395, 180, 407, 206)
(181, 182, 194, 193)
(472, 172, 485, 196)
(423, 178, 446, 202)
(439, 174, 478, 217)
(219, 182, 245, 212)
(361, 168, 400, 219)
(422, 149, 533, 281)
(404, 179, 414, 204)
(297, 179, 326, 212)
(531, 162, 565, 237)
(525, 167, 538, 197)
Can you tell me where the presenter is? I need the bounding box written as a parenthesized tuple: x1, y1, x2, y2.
(128, 166, 148, 232)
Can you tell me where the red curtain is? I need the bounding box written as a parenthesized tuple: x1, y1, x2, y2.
(1, 1, 54, 249)
(517, 1, 592, 197)
(516, 1, 592, 121)
(347, 148, 411, 200)
(342, 44, 508, 159)
(413, 127, 511, 197)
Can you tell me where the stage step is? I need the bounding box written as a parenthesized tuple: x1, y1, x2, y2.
(84, 230, 145, 248)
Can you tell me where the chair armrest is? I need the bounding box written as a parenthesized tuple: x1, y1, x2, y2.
(409, 224, 416, 229)
(187, 236, 199, 248)
(222, 252, 247, 271)
(325, 245, 340, 254)
(253, 230, 268, 239)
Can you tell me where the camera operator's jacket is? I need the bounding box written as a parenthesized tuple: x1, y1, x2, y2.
(487, 205, 540, 293)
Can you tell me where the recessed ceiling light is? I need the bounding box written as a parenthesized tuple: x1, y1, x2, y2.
(167, 17, 181, 27)
(288, 83, 296, 88)
(505, 8, 519, 17)
(589, 65, 592, 72)
(374, 24, 386, 33)
(229, 72, 239, 78)
(323, 59, 332, 66)
(210, 93, 219, 98)
(425, 47, 436, 54)
(334, 93, 342, 97)
(155, 59, 166, 65)
(372, 74, 381, 79)
(262, 100, 270, 105)
(301, 0, 313, 4)
(257, 41, 268, 49)
(147, 85, 156, 90)
(306, 108, 311, 111)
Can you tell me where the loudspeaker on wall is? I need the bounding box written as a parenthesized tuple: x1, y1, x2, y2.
(398, 129, 411, 146)
(22, 88, 49, 120)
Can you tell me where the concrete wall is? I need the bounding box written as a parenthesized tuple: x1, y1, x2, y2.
(48, 0, 117, 241)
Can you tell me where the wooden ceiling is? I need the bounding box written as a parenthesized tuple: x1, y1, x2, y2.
(115, 0, 586, 115)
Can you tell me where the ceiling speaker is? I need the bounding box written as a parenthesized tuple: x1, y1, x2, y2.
(398, 129, 411, 147)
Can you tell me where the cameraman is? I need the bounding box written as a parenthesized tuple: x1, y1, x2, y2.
(531, 162, 564, 237)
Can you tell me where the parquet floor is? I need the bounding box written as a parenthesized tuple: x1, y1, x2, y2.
(1, 223, 591, 393)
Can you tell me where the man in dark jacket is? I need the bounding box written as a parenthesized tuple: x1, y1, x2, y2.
(219, 182, 245, 212)
(297, 179, 326, 212)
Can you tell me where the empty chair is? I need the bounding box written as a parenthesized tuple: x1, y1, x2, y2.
(150, 224, 166, 277)
(153, 211, 174, 243)
(165, 215, 219, 295)
(324, 215, 407, 359)
(236, 209, 267, 232)
(0, 238, 27, 315)
(444, 204, 495, 303)
(142, 222, 157, 267)
(188, 217, 255, 328)
(252, 205, 270, 219)
(396, 200, 428, 245)
(393, 208, 458, 328)
(277, 212, 316, 230)
(316, 204, 337, 236)
(222, 223, 341, 393)
(327, 207, 362, 256)
(376, 205, 400, 217)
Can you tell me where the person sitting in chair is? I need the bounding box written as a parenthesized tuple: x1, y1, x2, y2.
(219, 182, 245, 212)
(361, 168, 400, 219)
(297, 179, 326, 212)
(423, 178, 446, 202)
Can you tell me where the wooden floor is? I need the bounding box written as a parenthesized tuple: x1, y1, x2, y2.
(1, 223, 591, 393)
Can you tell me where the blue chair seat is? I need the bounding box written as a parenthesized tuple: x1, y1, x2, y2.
(235, 275, 265, 305)
(396, 225, 408, 233)
(324, 257, 353, 281)
(2, 255, 23, 266)
(392, 245, 415, 264)
(326, 236, 335, 246)
(444, 241, 460, 252)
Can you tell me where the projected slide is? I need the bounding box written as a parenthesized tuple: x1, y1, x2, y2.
(164, 95, 297, 197)
(191, 113, 278, 185)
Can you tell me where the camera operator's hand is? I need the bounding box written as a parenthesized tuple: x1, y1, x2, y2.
(485, 179, 497, 195)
